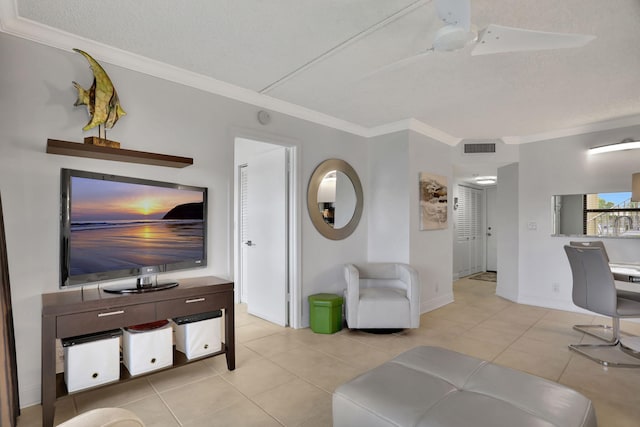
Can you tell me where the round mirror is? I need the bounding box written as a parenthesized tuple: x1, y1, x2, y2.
(307, 159, 363, 240)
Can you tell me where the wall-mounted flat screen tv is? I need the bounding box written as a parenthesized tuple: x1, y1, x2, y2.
(60, 169, 207, 292)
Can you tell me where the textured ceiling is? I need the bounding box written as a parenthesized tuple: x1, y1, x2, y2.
(3, 0, 640, 145)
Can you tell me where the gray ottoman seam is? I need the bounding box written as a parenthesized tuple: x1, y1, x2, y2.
(422, 389, 563, 427)
(400, 361, 575, 427)
(464, 364, 594, 427)
(333, 347, 597, 427)
(334, 364, 460, 426)
(459, 389, 587, 427)
(390, 358, 488, 389)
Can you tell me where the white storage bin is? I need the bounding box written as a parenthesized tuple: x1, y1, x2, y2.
(122, 322, 173, 376)
(63, 329, 121, 393)
(172, 310, 222, 360)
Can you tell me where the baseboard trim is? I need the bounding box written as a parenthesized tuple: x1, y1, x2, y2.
(517, 294, 585, 313)
(421, 293, 454, 314)
(19, 383, 40, 408)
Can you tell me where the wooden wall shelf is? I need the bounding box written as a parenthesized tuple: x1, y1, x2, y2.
(46, 139, 193, 168)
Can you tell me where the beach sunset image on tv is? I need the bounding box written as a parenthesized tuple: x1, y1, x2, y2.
(69, 176, 205, 276)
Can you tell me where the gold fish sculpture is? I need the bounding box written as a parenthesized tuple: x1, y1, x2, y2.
(72, 48, 126, 132)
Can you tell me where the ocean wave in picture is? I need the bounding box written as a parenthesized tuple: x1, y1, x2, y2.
(71, 219, 201, 232)
(69, 220, 204, 275)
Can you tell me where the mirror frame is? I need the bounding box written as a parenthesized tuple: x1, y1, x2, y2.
(307, 159, 363, 240)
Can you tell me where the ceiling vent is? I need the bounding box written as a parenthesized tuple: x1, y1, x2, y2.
(464, 143, 496, 154)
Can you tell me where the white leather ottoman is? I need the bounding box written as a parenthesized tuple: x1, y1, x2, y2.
(333, 346, 597, 427)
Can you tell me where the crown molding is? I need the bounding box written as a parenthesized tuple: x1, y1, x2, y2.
(366, 118, 461, 145)
(0, 4, 462, 145)
(3, 3, 633, 148)
(2, 13, 380, 136)
(502, 115, 640, 145)
(406, 119, 461, 146)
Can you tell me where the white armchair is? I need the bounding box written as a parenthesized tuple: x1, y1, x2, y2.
(344, 263, 420, 329)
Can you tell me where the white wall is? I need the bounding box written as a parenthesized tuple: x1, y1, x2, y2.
(365, 131, 454, 312)
(517, 127, 640, 310)
(298, 137, 369, 325)
(0, 33, 369, 406)
(366, 132, 410, 262)
(408, 132, 454, 312)
(496, 163, 519, 301)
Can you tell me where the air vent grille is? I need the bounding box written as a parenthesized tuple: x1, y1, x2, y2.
(464, 143, 496, 154)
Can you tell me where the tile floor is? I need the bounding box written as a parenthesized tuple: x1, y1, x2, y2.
(17, 277, 640, 426)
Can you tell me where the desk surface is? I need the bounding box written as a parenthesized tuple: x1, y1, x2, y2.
(610, 263, 640, 283)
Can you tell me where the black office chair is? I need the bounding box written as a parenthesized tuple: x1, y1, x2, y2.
(564, 245, 640, 367)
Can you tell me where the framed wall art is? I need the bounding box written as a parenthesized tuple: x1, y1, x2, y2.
(419, 172, 448, 230)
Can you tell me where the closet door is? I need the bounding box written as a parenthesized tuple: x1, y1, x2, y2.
(469, 187, 484, 275)
(456, 185, 484, 278)
(0, 194, 19, 426)
(456, 186, 471, 277)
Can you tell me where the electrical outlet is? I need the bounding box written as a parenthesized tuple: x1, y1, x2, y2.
(552, 283, 560, 293)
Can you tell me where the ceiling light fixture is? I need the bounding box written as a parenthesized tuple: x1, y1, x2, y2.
(475, 176, 496, 185)
(588, 138, 640, 155)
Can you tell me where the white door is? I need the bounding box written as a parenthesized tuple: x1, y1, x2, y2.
(456, 185, 484, 277)
(455, 186, 471, 277)
(245, 147, 288, 326)
(469, 188, 483, 275)
(486, 186, 498, 272)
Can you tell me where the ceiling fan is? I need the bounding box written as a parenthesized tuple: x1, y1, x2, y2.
(369, 0, 596, 74)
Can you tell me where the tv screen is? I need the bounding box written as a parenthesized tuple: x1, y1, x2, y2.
(60, 169, 207, 289)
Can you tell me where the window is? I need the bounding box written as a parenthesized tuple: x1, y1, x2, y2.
(584, 192, 640, 236)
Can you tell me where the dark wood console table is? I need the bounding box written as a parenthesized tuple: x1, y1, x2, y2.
(41, 276, 234, 427)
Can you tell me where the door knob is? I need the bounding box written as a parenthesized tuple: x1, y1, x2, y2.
(244, 240, 254, 247)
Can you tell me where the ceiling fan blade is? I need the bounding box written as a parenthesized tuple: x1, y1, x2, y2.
(472, 24, 596, 56)
(435, 0, 471, 31)
(362, 49, 434, 79)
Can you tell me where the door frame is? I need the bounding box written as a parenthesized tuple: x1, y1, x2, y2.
(233, 132, 301, 329)
(238, 163, 249, 304)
